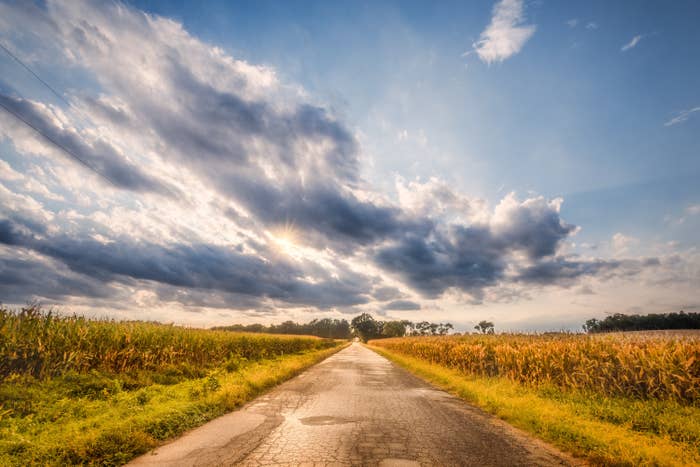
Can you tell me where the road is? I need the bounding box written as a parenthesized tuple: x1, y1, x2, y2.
(129, 343, 578, 466)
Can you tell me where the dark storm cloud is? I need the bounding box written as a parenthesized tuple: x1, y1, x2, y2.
(373, 196, 583, 298)
(226, 181, 428, 248)
(372, 286, 404, 301)
(375, 227, 505, 298)
(384, 300, 421, 311)
(0, 253, 116, 302)
(0, 218, 373, 309)
(492, 202, 577, 258)
(161, 59, 358, 177)
(515, 256, 660, 286)
(0, 94, 176, 197)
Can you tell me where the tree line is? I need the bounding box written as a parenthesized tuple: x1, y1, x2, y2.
(212, 318, 352, 339)
(351, 313, 452, 342)
(213, 313, 453, 341)
(583, 311, 700, 333)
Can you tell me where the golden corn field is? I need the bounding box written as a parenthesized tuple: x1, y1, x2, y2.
(370, 332, 700, 403)
(0, 305, 336, 379)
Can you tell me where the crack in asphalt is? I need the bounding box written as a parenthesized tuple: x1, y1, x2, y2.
(129, 343, 580, 466)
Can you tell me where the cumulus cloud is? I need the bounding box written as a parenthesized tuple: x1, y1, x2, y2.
(472, 0, 536, 64)
(375, 192, 577, 299)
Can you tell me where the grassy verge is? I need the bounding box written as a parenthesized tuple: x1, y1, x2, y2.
(0, 342, 348, 466)
(369, 344, 700, 467)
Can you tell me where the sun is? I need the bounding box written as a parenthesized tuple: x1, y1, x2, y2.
(269, 223, 301, 256)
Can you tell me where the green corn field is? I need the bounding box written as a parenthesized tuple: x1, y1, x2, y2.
(0, 305, 336, 379)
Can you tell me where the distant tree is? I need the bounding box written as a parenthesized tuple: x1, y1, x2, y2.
(351, 313, 381, 342)
(214, 317, 351, 339)
(582, 311, 700, 333)
(582, 318, 600, 333)
(415, 321, 431, 335)
(474, 320, 495, 334)
(381, 320, 407, 338)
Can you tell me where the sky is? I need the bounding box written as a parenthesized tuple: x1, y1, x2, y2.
(0, 0, 698, 331)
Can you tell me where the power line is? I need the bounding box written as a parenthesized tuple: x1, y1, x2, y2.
(0, 41, 120, 187)
(0, 97, 118, 187)
(0, 41, 74, 110)
(0, 40, 179, 198)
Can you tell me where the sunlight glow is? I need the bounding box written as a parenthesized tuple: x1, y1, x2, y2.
(268, 223, 303, 257)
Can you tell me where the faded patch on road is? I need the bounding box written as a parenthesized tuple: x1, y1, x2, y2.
(130, 343, 580, 466)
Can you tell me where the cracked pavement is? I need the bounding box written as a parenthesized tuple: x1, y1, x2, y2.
(129, 343, 578, 466)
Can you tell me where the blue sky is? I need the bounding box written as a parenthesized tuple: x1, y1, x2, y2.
(0, 0, 698, 330)
(129, 0, 700, 245)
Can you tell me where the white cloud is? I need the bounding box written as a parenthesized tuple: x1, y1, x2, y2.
(664, 106, 700, 127)
(585, 22, 598, 30)
(612, 233, 638, 255)
(471, 0, 536, 64)
(566, 19, 579, 28)
(621, 34, 644, 52)
(0, 159, 24, 181)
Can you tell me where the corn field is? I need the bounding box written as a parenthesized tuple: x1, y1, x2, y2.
(370, 332, 700, 403)
(0, 305, 337, 379)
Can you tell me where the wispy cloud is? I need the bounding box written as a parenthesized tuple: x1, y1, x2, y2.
(471, 0, 536, 64)
(566, 19, 579, 28)
(664, 107, 700, 126)
(585, 22, 598, 30)
(621, 34, 645, 52)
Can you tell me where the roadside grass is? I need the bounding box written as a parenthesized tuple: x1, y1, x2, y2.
(0, 343, 347, 466)
(369, 345, 700, 467)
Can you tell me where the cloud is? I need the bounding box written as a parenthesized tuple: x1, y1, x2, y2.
(472, 0, 536, 64)
(566, 19, 579, 28)
(621, 34, 644, 52)
(0, 94, 176, 197)
(515, 256, 659, 287)
(611, 232, 638, 255)
(0, 1, 668, 323)
(375, 192, 577, 299)
(664, 107, 700, 127)
(384, 300, 421, 311)
(0, 160, 23, 181)
(585, 22, 598, 30)
(0, 217, 375, 309)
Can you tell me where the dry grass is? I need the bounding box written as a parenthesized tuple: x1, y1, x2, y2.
(370, 332, 700, 403)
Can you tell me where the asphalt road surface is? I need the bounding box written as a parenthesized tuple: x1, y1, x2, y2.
(129, 343, 578, 466)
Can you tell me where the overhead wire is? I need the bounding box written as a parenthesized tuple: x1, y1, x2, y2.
(0, 97, 118, 187)
(0, 41, 118, 187)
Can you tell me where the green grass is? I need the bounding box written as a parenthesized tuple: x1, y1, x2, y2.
(0, 343, 347, 466)
(369, 344, 700, 467)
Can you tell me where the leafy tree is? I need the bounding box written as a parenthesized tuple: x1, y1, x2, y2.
(381, 320, 407, 337)
(474, 320, 495, 334)
(351, 313, 381, 342)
